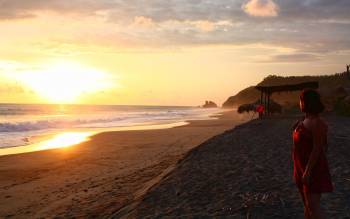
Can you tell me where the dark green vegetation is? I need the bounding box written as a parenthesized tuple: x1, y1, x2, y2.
(237, 100, 282, 114)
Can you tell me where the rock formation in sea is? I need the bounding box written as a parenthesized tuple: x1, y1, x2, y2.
(202, 101, 218, 108)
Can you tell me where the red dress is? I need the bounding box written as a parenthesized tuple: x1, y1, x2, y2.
(292, 121, 333, 193)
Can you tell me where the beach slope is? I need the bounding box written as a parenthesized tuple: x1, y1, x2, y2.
(131, 115, 350, 218)
(0, 111, 249, 218)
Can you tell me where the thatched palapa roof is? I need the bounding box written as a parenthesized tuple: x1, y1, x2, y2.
(255, 81, 319, 94)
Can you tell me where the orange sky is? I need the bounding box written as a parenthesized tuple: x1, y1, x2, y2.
(0, 0, 349, 106)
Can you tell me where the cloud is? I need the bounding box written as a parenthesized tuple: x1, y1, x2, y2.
(192, 20, 215, 32)
(0, 10, 35, 20)
(0, 0, 350, 60)
(261, 53, 321, 63)
(0, 0, 115, 20)
(133, 16, 156, 28)
(242, 0, 279, 17)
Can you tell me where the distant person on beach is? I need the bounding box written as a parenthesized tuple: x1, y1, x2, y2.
(255, 104, 264, 118)
(293, 89, 333, 219)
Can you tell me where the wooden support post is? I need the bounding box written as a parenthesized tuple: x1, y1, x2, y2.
(267, 92, 271, 115)
(264, 92, 267, 115)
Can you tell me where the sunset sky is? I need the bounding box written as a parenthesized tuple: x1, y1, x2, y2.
(0, 0, 350, 106)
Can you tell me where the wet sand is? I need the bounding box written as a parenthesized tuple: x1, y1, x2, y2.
(0, 110, 250, 218)
(130, 114, 350, 218)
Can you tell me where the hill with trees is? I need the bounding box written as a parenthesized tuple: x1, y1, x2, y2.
(222, 72, 350, 113)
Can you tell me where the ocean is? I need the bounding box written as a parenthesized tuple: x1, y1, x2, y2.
(0, 104, 223, 149)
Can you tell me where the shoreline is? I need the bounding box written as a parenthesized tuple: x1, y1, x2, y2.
(0, 105, 223, 151)
(0, 121, 189, 156)
(0, 110, 226, 157)
(0, 110, 251, 218)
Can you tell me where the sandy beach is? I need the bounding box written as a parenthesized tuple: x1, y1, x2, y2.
(2, 1, 350, 217)
(128, 114, 350, 218)
(0, 110, 250, 218)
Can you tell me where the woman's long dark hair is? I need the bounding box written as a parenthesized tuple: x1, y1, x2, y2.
(300, 89, 325, 114)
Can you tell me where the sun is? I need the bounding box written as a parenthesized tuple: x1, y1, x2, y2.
(17, 61, 114, 103)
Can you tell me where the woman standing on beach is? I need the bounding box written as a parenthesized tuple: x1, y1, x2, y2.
(293, 89, 333, 219)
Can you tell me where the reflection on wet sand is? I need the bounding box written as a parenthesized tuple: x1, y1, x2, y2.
(0, 121, 189, 156)
(0, 132, 92, 156)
